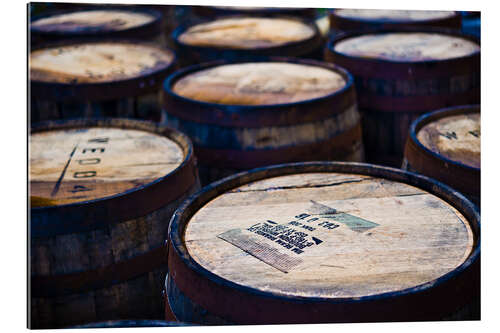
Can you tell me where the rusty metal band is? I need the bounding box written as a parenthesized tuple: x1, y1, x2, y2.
(329, 10, 462, 31)
(162, 59, 356, 128)
(167, 162, 480, 324)
(356, 89, 480, 112)
(30, 118, 197, 238)
(31, 243, 168, 298)
(193, 123, 362, 169)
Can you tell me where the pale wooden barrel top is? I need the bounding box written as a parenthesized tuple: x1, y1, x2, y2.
(184, 172, 474, 298)
(172, 62, 346, 105)
(177, 17, 315, 49)
(31, 10, 155, 33)
(335, 9, 456, 21)
(30, 127, 184, 207)
(417, 113, 480, 168)
(333, 32, 479, 62)
(30, 42, 174, 84)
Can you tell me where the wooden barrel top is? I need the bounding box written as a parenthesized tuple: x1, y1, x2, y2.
(30, 42, 174, 84)
(177, 17, 316, 49)
(334, 9, 456, 22)
(30, 126, 184, 207)
(181, 170, 475, 299)
(416, 112, 480, 169)
(333, 32, 479, 62)
(172, 62, 347, 105)
(31, 9, 155, 33)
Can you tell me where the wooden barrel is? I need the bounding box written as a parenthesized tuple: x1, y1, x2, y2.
(191, 6, 317, 20)
(166, 162, 480, 324)
(30, 6, 166, 47)
(162, 58, 364, 185)
(325, 29, 480, 167)
(29, 40, 176, 124)
(171, 16, 323, 66)
(403, 105, 480, 206)
(329, 9, 461, 33)
(29, 118, 200, 329)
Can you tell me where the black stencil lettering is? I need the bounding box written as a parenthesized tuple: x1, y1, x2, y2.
(312, 237, 323, 245)
(82, 148, 105, 154)
(295, 213, 310, 220)
(88, 137, 109, 143)
(439, 131, 457, 140)
(73, 171, 96, 178)
(468, 130, 480, 138)
(78, 158, 101, 165)
(70, 185, 92, 193)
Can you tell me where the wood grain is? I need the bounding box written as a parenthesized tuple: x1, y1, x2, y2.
(30, 42, 174, 84)
(334, 9, 456, 21)
(334, 32, 479, 62)
(178, 17, 315, 49)
(31, 9, 155, 32)
(417, 112, 480, 168)
(30, 127, 184, 206)
(172, 62, 345, 105)
(184, 172, 474, 298)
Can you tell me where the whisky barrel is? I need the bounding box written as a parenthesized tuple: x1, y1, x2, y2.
(29, 118, 200, 329)
(30, 40, 176, 124)
(166, 162, 480, 324)
(192, 6, 317, 20)
(403, 105, 480, 206)
(325, 29, 480, 167)
(329, 9, 461, 34)
(30, 6, 165, 47)
(162, 58, 364, 185)
(171, 16, 323, 66)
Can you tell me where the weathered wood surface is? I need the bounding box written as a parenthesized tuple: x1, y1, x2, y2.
(172, 62, 346, 105)
(325, 30, 480, 167)
(30, 7, 166, 47)
(166, 162, 480, 324)
(403, 105, 480, 206)
(163, 59, 364, 185)
(329, 9, 461, 33)
(172, 16, 323, 66)
(29, 119, 200, 329)
(30, 41, 176, 124)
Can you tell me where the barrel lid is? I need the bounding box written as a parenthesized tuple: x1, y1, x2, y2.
(30, 40, 176, 101)
(31, 9, 156, 33)
(412, 105, 480, 170)
(333, 31, 479, 62)
(30, 118, 196, 238)
(170, 162, 479, 306)
(333, 9, 457, 22)
(30, 41, 174, 84)
(171, 62, 347, 105)
(176, 16, 316, 50)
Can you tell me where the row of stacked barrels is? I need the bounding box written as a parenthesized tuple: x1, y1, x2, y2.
(28, 4, 480, 329)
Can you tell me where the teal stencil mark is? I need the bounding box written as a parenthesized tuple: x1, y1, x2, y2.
(308, 200, 379, 233)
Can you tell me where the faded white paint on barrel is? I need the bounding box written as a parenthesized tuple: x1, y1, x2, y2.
(334, 9, 456, 21)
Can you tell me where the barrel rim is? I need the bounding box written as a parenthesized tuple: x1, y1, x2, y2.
(330, 8, 461, 26)
(29, 118, 196, 237)
(169, 161, 480, 305)
(171, 14, 322, 54)
(30, 5, 163, 38)
(30, 38, 177, 101)
(327, 26, 480, 65)
(163, 57, 354, 109)
(70, 320, 193, 328)
(408, 104, 480, 172)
